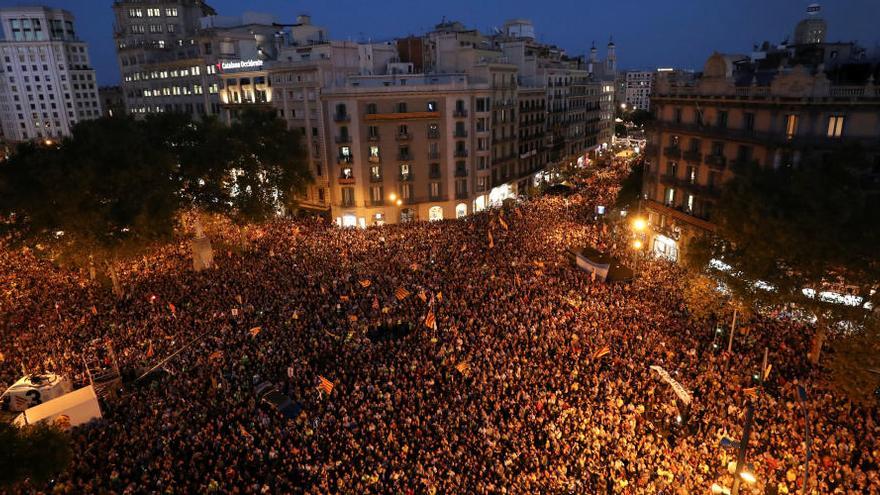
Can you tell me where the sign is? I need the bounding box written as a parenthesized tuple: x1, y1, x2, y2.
(217, 59, 264, 73)
(649, 365, 692, 405)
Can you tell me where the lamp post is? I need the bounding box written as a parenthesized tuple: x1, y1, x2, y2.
(797, 385, 812, 494)
(731, 404, 755, 495)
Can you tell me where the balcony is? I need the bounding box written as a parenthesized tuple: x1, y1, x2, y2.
(428, 151, 441, 160)
(429, 170, 441, 179)
(396, 132, 411, 141)
(368, 155, 381, 164)
(427, 130, 440, 139)
(454, 149, 469, 158)
(367, 134, 380, 142)
(453, 109, 468, 118)
(337, 155, 353, 164)
(455, 168, 468, 177)
(704, 154, 727, 169)
(455, 190, 470, 199)
(335, 135, 351, 144)
(341, 199, 356, 207)
(683, 150, 701, 162)
(663, 146, 682, 159)
(369, 174, 383, 183)
(399, 173, 414, 182)
(338, 174, 356, 185)
(397, 152, 412, 161)
(333, 113, 351, 122)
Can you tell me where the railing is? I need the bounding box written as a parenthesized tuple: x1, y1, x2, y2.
(704, 154, 727, 168)
(663, 146, 682, 158)
(368, 155, 381, 164)
(369, 175, 383, 183)
(428, 151, 441, 159)
(333, 113, 350, 122)
(683, 150, 701, 162)
(397, 153, 412, 161)
(396, 133, 411, 141)
(453, 109, 468, 118)
(338, 176, 356, 185)
(427, 131, 440, 139)
(429, 171, 441, 179)
(367, 134, 380, 142)
(399, 173, 414, 182)
(454, 149, 469, 158)
(337, 155, 353, 164)
(335, 135, 351, 144)
(454, 130, 468, 138)
(455, 168, 468, 177)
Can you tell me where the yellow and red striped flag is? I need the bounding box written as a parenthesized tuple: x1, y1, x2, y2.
(359, 279, 371, 288)
(743, 387, 759, 398)
(395, 287, 411, 301)
(488, 231, 494, 249)
(435, 292, 443, 302)
(455, 362, 470, 374)
(348, 314, 358, 322)
(418, 291, 428, 303)
(317, 375, 334, 395)
(424, 308, 436, 330)
(591, 346, 610, 360)
(499, 216, 509, 231)
(146, 342, 154, 358)
(168, 303, 176, 316)
(533, 261, 545, 269)
(249, 326, 262, 337)
(763, 364, 772, 381)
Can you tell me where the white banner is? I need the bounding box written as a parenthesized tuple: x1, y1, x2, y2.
(649, 365, 692, 405)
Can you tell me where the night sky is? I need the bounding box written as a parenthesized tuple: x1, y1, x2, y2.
(2, 0, 878, 86)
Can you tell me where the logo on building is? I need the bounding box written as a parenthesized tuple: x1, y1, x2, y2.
(217, 59, 264, 73)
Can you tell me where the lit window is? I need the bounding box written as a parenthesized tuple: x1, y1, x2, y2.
(785, 114, 798, 138)
(826, 115, 844, 138)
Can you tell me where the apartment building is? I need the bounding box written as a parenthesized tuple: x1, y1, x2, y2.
(623, 70, 654, 111)
(0, 7, 101, 142)
(642, 9, 880, 261)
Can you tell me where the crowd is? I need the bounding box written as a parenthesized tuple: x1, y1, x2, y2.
(1, 158, 877, 494)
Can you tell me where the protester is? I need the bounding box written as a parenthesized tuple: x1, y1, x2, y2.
(1, 156, 877, 494)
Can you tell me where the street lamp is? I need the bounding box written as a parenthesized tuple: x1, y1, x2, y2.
(631, 217, 647, 232)
(396, 199, 403, 206)
(632, 239, 643, 250)
(389, 192, 398, 202)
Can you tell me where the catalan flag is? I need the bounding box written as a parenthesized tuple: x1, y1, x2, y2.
(424, 308, 436, 330)
(317, 375, 334, 395)
(359, 279, 372, 288)
(743, 387, 759, 398)
(499, 216, 509, 231)
(591, 346, 610, 360)
(455, 362, 470, 374)
(763, 364, 772, 381)
(488, 231, 494, 249)
(348, 314, 359, 322)
(395, 287, 411, 301)
(146, 342, 154, 358)
(418, 291, 428, 303)
(168, 303, 176, 316)
(533, 261, 545, 269)
(435, 292, 443, 302)
(90, 306, 98, 315)
(208, 350, 223, 361)
(249, 326, 262, 337)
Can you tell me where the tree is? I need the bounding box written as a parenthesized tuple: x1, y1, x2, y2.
(0, 116, 181, 295)
(0, 423, 72, 488)
(828, 320, 880, 402)
(688, 145, 879, 370)
(614, 161, 644, 211)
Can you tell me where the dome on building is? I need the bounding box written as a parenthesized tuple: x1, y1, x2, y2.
(794, 3, 827, 44)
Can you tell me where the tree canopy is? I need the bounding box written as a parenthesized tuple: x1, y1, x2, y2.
(687, 145, 880, 391)
(0, 423, 71, 488)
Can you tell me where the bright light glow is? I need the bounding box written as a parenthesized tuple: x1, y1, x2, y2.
(389, 192, 397, 201)
(709, 258, 733, 272)
(44, 139, 54, 146)
(802, 288, 864, 307)
(631, 218, 647, 232)
(710, 483, 730, 495)
(395, 199, 402, 206)
(739, 471, 756, 484)
(633, 240, 643, 250)
(753, 280, 776, 292)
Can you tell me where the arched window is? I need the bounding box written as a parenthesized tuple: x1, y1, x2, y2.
(429, 206, 443, 221)
(456, 203, 467, 219)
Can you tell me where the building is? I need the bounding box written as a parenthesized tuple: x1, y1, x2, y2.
(113, 1, 281, 118)
(641, 5, 880, 262)
(99, 85, 125, 117)
(219, 16, 616, 225)
(0, 6, 101, 142)
(623, 70, 654, 111)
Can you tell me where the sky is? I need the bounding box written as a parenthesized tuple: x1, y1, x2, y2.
(1, 0, 878, 86)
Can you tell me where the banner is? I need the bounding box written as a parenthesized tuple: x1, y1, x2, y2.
(649, 365, 692, 405)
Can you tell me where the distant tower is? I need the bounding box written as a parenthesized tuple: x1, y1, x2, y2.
(794, 3, 827, 44)
(606, 37, 617, 74)
(589, 41, 598, 75)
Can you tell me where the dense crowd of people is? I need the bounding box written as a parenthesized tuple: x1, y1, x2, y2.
(1, 158, 877, 494)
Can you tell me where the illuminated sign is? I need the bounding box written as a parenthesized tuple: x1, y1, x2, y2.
(217, 59, 264, 72)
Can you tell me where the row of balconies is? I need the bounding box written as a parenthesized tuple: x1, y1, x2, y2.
(341, 168, 471, 183)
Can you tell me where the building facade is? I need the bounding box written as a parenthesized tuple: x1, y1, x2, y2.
(642, 24, 880, 261)
(623, 70, 654, 111)
(0, 7, 101, 142)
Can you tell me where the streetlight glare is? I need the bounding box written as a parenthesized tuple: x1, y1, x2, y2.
(632, 217, 647, 231)
(739, 471, 756, 484)
(389, 192, 397, 201)
(633, 240, 643, 250)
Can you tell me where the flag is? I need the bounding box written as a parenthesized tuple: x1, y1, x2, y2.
(340, 295, 350, 302)
(424, 308, 436, 330)
(763, 364, 772, 381)
(90, 306, 98, 315)
(435, 292, 443, 302)
(317, 376, 334, 395)
(372, 296, 380, 310)
(533, 261, 545, 269)
(418, 291, 428, 303)
(460, 244, 467, 253)
(239, 424, 252, 438)
(591, 346, 610, 360)
(499, 217, 509, 231)
(455, 362, 470, 374)
(359, 279, 371, 288)
(410, 263, 420, 271)
(534, 270, 544, 277)
(208, 350, 223, 361)
(488, 231, 494, 249)
(348, 314, 358, 322)
(0, 352, 4, 362)
(249, 326, 262, 337)
(743, 387, 759, 398)
(146, 342, 154, 358)
(395, 287, 411, 300)
(168, 303, 176, 316)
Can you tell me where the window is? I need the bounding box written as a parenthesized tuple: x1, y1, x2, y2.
(743, 112, 755, 132)
(674, 108, 682, 124)
(370, 186, 383, 203)
(165, 7, 178, 17)
(717, 111, 728, 129)
(370, 165, 381, 180)
(665, 188, 675, 205)
(826, 115, 844, 138)
(129, 8, 143, 18)
(397, 124, 408, 137)
(427, 123, 439, 138)
(147, 8, 161, 17)
(366, 103, 377, 114)
(401, 183, 412, 200)
(785, 114, 798, 138)
(429, 163, 440, 178)
(399, 163, 410, 179)
(711, 141, 724, 156)
(396, 102, 407, 113)
(368, 126, 379, 139)
(369, 145, 380, 162)
(427, 101, 437, 112)
(335, 103, 347, 117)
(430, 182, 441, 198)
(686, 194, 694, 213)
(341, 187, 355, 206)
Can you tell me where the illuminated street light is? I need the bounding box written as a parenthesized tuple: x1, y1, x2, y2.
(632, 239, 643, 250)
(739, 471, 756, 484)
(389, 192, 397, 202)
(631, 217, 647, 232)
(396, 199, 403, 206)
(620, 103, 627, 110)
(44, 139, 54, 146)
(710, 484, 731, 495)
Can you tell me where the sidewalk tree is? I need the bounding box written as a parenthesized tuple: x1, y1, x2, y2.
(687, 145, 879, 372)
(0, 423, 71, 488)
